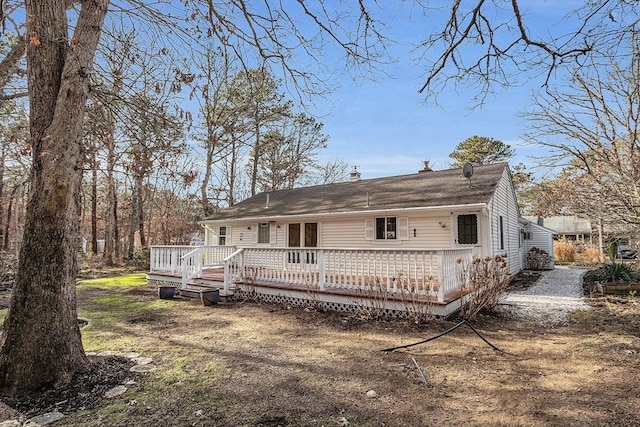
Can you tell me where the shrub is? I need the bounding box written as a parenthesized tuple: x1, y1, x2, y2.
(554, 239, 576, 263)
(526, 247, 550, 270)
(581, 246, 601, 263)
(456, 255, 511, 320)
(597, 263, 638, 283)
(129, 248, 150, 270)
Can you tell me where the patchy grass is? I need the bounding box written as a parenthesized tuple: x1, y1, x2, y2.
(77, 273, 147, 290)
(2, 274, 640, 426)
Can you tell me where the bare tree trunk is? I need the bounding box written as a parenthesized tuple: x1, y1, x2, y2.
(91, 163, 98, 254)
(228, 139, 237, 206)
(3, 184, 21, 251)
(598, 218, 605, 262)
(104, 151, 116, 264)
(137, 176, 146, 248)
(114, 192, 120, 260)
(0, 144, 6, 246)
(200, 138, 215, 216)
(0, 0, 108, 396)
(3, 198, 11, 251)
(127, 182, 138, 261)
(250, 121, 260, 196)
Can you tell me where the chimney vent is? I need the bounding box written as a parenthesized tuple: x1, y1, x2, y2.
(418, 160, 433, 173)
(350, 166, 361, 181)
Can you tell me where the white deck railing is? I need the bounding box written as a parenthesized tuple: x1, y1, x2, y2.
(150, 246, 475, 302)
(150, 245, 237, 288)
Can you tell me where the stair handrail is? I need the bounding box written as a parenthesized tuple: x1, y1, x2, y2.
(223, 248, 245, 294)
(181, 246, 204, 289)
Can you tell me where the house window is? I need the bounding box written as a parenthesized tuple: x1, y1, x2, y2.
(376, 217, 396, 240)
(499, 216, 505, 250)
(218, 226, 227, 246)
(457, 214, 478, 245)
(305, 223, 318, 247)
(258, 223, 270, 244)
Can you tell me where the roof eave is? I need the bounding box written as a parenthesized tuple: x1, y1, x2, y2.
(201, 202, 488, 224)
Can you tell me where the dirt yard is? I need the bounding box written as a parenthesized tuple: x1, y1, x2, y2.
(1, 271, 640, 426)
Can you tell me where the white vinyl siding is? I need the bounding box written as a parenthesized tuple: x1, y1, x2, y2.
(320, 216, 450, 248)
(523, 223, 555, 269)
(487, 168, 522, 273)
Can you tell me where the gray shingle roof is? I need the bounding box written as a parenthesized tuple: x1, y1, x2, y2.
(206, 162, 508, 221)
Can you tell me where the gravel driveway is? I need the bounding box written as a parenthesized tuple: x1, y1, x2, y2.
(497, 266, 590, 325)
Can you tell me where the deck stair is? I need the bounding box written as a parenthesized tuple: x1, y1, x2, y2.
(177, 284, 226, 306)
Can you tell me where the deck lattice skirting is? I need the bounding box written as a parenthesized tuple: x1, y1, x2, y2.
(147, 276, 462, 318)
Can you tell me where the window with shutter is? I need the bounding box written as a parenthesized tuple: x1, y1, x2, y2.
(374, 217, 397, 240)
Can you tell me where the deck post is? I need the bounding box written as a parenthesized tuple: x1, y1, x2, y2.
(181, 257, 188, 289)
(223, 259, 230, 294)
(318, 249, 325, 291)
(437, 272, 445, 302)
(171, 248, 178, 274)
(437, 251, 446, 302)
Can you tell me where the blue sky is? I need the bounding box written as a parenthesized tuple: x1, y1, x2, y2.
(305, 2, 578, 180)
(318, 72, 538, 179)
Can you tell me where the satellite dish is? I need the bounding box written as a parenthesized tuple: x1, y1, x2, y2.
(462, 163, 474, 179)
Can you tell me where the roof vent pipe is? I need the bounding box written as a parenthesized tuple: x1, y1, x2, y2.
(265, 193, 270, 208)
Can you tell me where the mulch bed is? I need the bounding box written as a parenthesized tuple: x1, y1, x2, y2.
(0, 356, 145, 421)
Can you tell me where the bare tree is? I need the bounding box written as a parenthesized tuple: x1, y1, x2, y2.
(524, 39, 640, 232)
(416, 1, 640, 101)
(193, 47, 237, 216)
(308, 158, 350, 185)
(122, 93, 185, 260)
(255, 112, 329, 191)
(0, 101, 30, 250)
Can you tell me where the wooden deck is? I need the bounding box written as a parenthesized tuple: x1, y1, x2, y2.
(148, 246, 473, 316)
(147, 268, 461, 306)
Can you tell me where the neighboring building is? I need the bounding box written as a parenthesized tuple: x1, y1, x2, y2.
(519, 218, 556, 269)
(150, 162, 541, 317)
(524, 215, 592, 243)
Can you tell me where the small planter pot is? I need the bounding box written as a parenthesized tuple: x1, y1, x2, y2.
(200, 289, 220, 306)
(158, 285, 177, 299)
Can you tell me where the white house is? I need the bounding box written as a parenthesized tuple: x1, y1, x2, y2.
(149, 162, 539, 317)
(520, 217, 556, 269)
(524, 215, 592, 243)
